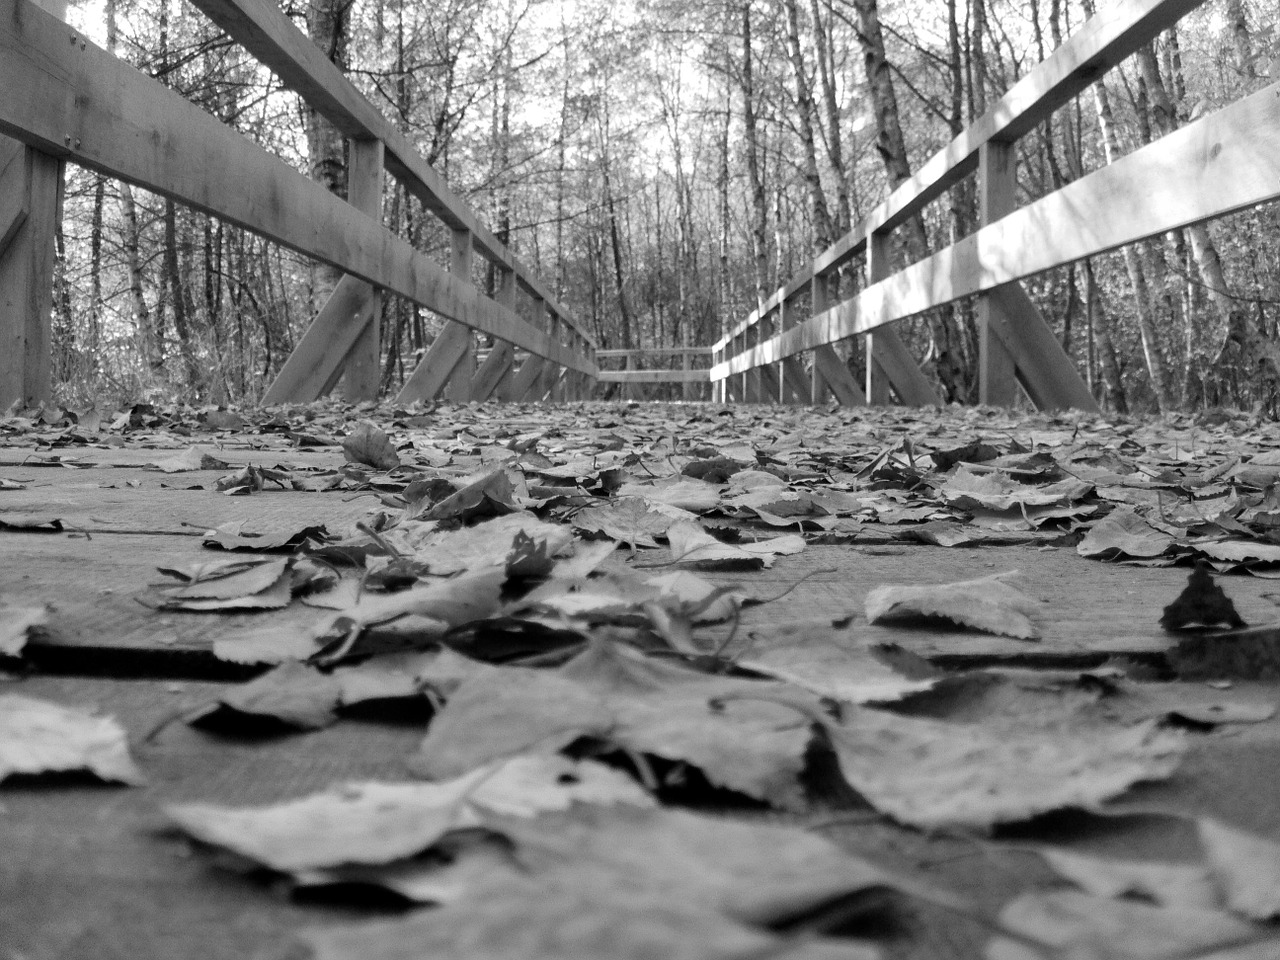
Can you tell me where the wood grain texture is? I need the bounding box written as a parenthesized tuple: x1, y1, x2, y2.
(988, 283, 1100, 412)
(0, 141, 59, 409)
(394, 321, 474, 404)
(338, 138, 385, 403)
(0, 138, 29, 256)
(261, 275, 376, 404)
(0, 0, 595, 375)
(811, 343, 867, 406)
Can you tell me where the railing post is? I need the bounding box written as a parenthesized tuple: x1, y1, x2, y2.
(778, 295, 807, 404)
(977, 139, 1020, 406)
(341, 137, 385, 402)
(0, 139, 61, 411)
(470, 267, 517, 402)
(809, 271, 867, 406)
(865, 231, 892, 405)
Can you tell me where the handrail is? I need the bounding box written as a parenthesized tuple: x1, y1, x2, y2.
(597, 347, 714, 359)
(186, 0, 594, 350)
(714, 0, 1202, 353)
(0, 0, 595, 411)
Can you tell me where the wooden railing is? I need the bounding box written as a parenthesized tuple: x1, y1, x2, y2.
(712, 0, 1280, 411)
(595, 347, 713, 401)
(0, 0, 596, 410)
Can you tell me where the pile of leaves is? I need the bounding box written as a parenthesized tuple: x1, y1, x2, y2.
(6, 398, 1280, 957)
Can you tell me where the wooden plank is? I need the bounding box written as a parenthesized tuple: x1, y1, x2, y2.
(712, 0, 1204, 357)
(0, 140, 59, 410)
(597, 368, 711, 384)
(976, 140, 1020, 406)
(871, 0, 1205, 238)
(394, 321, 473, 404)
(597, 346, 712, 358)
(262, 275, 374, 403)
(183, 0, 593, 350)
(470, 269, 517, 402)
(712, 80, 1280, 379)
(471, 341, 514, 400)
(988, 283, 1100, 412)
(872, 329, 942, 407)
(812, 344, 867, 406)
(0, 139, 28, 257)
(0, 0, 595, 377)
(780, 357, 810, 404)
(339, 138, 384, 402)
(864, 231, 893, 405)
(505, 355, 546, 402)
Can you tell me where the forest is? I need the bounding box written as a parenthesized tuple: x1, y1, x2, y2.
(47, 0, 1280, 413)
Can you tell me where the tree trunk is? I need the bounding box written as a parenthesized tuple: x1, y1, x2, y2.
(851, 0, 968, 400)
(811, 0, 851, 237)
(1138, 40, 1280, 400)
(781, 0, 834, 252)
(304, 0, 350, 315)
(119, 183, 160, 375)
(1090, 73, 1175, 412)
(740, 2, 770, 307)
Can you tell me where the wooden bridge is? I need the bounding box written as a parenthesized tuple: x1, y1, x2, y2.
(1, 0, 1279, 409)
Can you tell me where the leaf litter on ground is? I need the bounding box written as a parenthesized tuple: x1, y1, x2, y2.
(20, 399, 1280, 955)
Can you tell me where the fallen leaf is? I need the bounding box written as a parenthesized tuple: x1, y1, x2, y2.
(211, 622, 329, 665)
(297, 882, 881, 960)
(168, 778, 483, 872)
(1039, 847, 1220, 909)
(0, 512, 63, 532)
(618, 478, 723, 513)
(342, 420, 400, 470)
(736, 619, 942, 704)
(1, 604, 48, 656)
(986, 889, 1270, 960)
(864, 571, 1042, 639)
(204, 660, 343, 730)
(822, 705, 1183, 830)
(1199, 819, 1280, 920)
(1077, 508, 1178, 560)
(203, 520, 329, 551)
(572, 498, 675, 549)
(169, 755, 650, 878)
(0, 694, 144, 784)
(664, 520, 805, 568)
(420, 468, 519, 521)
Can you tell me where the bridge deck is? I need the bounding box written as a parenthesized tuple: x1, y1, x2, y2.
(4, 400, 1280, 959)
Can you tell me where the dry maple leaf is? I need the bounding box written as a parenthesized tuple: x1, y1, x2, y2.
(864, 571, 1043, 639)
(0, 694, 144, 784)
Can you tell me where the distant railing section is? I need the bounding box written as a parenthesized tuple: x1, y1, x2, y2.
(712, 0, 1280, 411)
(0, 0, 596, 410)
(595, 347, 714, 401)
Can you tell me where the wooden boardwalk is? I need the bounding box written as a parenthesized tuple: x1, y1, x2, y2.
(4, 400, 1280, 959)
